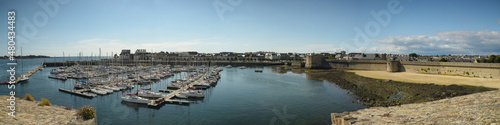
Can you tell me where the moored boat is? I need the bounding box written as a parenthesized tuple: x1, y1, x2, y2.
(91, 89, 107, 95)
(121, 92, 150, 104)
(178, 90, 204, 98)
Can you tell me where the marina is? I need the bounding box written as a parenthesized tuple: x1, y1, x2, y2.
(10, 63, 44, 84)
(0, 58, 364, 124)
(40, 60, 225, 109)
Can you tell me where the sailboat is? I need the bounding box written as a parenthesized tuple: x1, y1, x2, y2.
(138, 88, 163, 98)
(121, 91, 151, 104)
(19, 47, 29, 83)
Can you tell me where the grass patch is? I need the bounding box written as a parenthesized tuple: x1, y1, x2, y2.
(77, 105, 96, 120)
(25, 93, 34, 101)
(38, 98, 51, 106)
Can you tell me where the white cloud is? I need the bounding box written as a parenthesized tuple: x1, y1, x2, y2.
(371, 30, 500, 55)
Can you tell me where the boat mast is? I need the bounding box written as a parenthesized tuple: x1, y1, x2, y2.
(21, 47, 23, 75)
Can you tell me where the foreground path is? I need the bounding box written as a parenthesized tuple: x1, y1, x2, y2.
(349, 70, 500, 89)
(332, 90, 500, 125)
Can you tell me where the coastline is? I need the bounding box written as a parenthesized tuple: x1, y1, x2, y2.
(300, 68, 495, 107)
(318, 69, 500, 124)
(0, 96, 96, 125)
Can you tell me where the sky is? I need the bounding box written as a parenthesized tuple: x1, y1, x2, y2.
(0, 0, 499, 57)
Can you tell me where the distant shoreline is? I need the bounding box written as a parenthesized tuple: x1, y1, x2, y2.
(0, 57, 51, 60)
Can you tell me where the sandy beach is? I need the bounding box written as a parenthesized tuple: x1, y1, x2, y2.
(348, 70, 500, 89)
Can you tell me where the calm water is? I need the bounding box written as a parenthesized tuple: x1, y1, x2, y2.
(0, 58, 365, 125)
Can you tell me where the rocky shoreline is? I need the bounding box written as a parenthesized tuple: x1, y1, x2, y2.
(331, 90, 500, 125)
(273, 66, 499, 124)
(302, 69, 495, 107)
(0, 96, 96, 125)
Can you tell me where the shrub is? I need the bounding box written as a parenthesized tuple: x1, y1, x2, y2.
(439, 58, 448, 62)
(77, 105, 96, 120)
(25, 93, 34, 101)
(39, 98, 51, 106)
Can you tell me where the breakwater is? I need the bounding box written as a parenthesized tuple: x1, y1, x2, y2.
(43, 60, 283, 67)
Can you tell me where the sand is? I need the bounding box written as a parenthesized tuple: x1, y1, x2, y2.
(348, 70, 500, 89)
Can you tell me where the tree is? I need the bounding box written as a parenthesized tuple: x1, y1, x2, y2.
(495, 55, 500, 63)
(409, 53, 418, 58)
(328, 56, 335, 59)
(480, 58, 487, 63)
(439, 58, 448, 62)
(488, 55, 497, 63)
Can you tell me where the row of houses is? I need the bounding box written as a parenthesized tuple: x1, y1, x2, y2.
(118, 49, 308, 61)
(118, 49, 491, 63)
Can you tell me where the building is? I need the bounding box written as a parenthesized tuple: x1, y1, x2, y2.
(265, 53, 280, 60)
(119, 49, 132, 60)
(134, 49, 149, 60)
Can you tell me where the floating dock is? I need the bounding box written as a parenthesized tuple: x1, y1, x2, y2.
(148, 86, 192, 107)
(58, 88, 96, 98)
(14, 63, 44, 84)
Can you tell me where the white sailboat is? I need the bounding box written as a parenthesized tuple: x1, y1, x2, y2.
(19, 47, 29, 83)
(121, 92, 151, 104)
(138, 89, 163, 98)
(90, 89, 107, 95)
(177, 90, 204, 98)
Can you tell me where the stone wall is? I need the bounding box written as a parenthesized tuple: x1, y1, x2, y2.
(315, 59, 500, 79)
(324, 60, 387, 71)
(305, 55, 324, 69)
(401, 62, 500, 79)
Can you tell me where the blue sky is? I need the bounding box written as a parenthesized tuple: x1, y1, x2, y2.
(1, 0, 499, 57)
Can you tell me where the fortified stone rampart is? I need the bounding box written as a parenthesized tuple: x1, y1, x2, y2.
(306, 56, 500, 79)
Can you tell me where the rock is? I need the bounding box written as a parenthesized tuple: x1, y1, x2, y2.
(331, 90, 500, 125)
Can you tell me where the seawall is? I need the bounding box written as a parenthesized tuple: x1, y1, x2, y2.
(318, 59, 500, 79)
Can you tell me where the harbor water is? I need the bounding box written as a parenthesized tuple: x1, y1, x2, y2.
(0, 58, 365, 125)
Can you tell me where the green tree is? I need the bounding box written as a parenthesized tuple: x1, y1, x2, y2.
(488, 55, 497, 63)
(480, 58, 487, 63)
(328, 56, 335, 59)
(495, 55, 500, 63)
(409, 53, 418, 58)
(439, 58, 448, 62)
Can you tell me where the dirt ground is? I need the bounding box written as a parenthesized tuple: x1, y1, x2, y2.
(349, 70, 500, 89)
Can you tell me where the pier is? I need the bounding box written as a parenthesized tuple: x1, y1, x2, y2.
(58, 88, 96, 98)
(14, 63, 44, 84)
(148, 86, 192, 107)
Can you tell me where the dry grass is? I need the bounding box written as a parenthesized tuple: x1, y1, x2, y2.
(38, 98, 51, 106)
(25, 93, 34, 101)
(349, 70, 500, 89)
